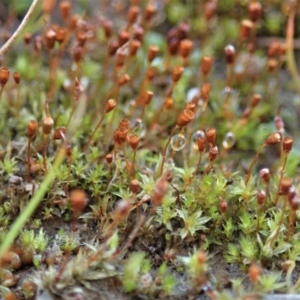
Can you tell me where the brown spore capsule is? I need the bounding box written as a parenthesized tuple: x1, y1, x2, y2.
(127, 6, 140, 24)
(42, 116, 54, 135)
(267, 59, 278, 72)
(176, 109, 194, 127)
(249, 263, 261, 283)
(45, 29, 56, 49)
(204, 0, 217, 22)
(70, 189, 88, 213)
(76, 30, 87, 46)
(185, 102, 196, 113)
(146, 67, 157, 81)
(119, 118, 129, 130)
(274, 116, 284, 133)
(257, 189, 266, 205)
(248, 1, 262, 22)
(102, 19, 113, 39)
(105, 99, 117, 113)
(117, 127, 128, 143)
(55, 28, 67, 44)
(283, 136, 293, 153)
(129, 39, 141, 56)
(224, 45, 235, 65)
(106, 153, 113, 164)
(281, 177, 293, 195)
(130, 179, 140, 194)
(34, 36, 43, 52)
(259, 168, 270, 183)
(0, 67, 10, 86)
(250, 94, 261, 108)
(118, 74, 130, 86)
(116, 49, 126, 68)
(208, 146, 219, 161)
(73, 46, 84, 62)
(118, 29, 129, 46)
(219, 198, 227, 213)
(205, 127, 217, 145)
(197, 137, 207, 153)
(240, 19, 253, 41)
(144, 4, 156, 22)
(290, 194, 300, 211)
(113, 200, 132, 222)
(107, 40, 119, 56)
(69, 14, 80, 31)
(172, 66, 184, 82)
(27, 120, 38, 139)
(268, 41, 280, 58)
(23, 33, 31, 45)
(147, 45, 159, 63)
(265, 132, 281, 145)
(132, 25, 144, 42)
(53, 127, 66, 140)
(201, 56, 213, 76)
(142, 90, 154, 106)
(42, 0, 56, 15)
(13, 72, 21, 85)
(129, 134, 139, 150)
(179, 39, 193, 58)
(60, 1, 71, 20)
(197, 250, 206, 264)
(164, 97, 173, 109)
(201, 83, 211, 101)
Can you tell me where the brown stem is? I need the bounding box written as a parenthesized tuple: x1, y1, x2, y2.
(0, 0, 40, 56)
(170, 182, 182, 209)
(83, 113, 106, 151)
(122, 145, 131, 174)
(131, 150, 136, 178)
(287, 209, 296, 242)
(47, 45, 64, 102)
(226, 64, 234, 88)
(0, 86, 3, 102)
(274, 153, 288, 205)
(263, 183, 270, 213)
(27, 137, 32, 182)
(129, 195, 152, 213)
(42, 134, 49, 174)
(202, 161, 214, 177)
(66, 101, 77, 130)
(214, 213, 224, 229)
(136, 77, 149, 105)
(159, 126, 178, 177)
(286, 8, 300, 100)
(66, 157, 72, 193)
(269, 196, 288, 246)
(222, 87, 233, 120)
(245, 143, 266, 185)
(48, 49, 53, 87)
(256, 206, 261, 232)
(184, 152, 203, 190)
(55, 251, 70, 284)
(112, 215, 145, 258)
(16, 84, 21, 119)
(150, 104, 165, 129)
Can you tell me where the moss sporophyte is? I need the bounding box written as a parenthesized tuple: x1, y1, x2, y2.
(1, 0, 300, 299)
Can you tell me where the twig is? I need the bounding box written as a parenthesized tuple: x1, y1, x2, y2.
(113, 215, 146, 257)
(0, 0, 40, 57)
(0, 147, 65, 258)
(286, 8, 300, 99)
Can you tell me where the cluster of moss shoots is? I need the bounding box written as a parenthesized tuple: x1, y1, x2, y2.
(0, 0, 300, 299)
